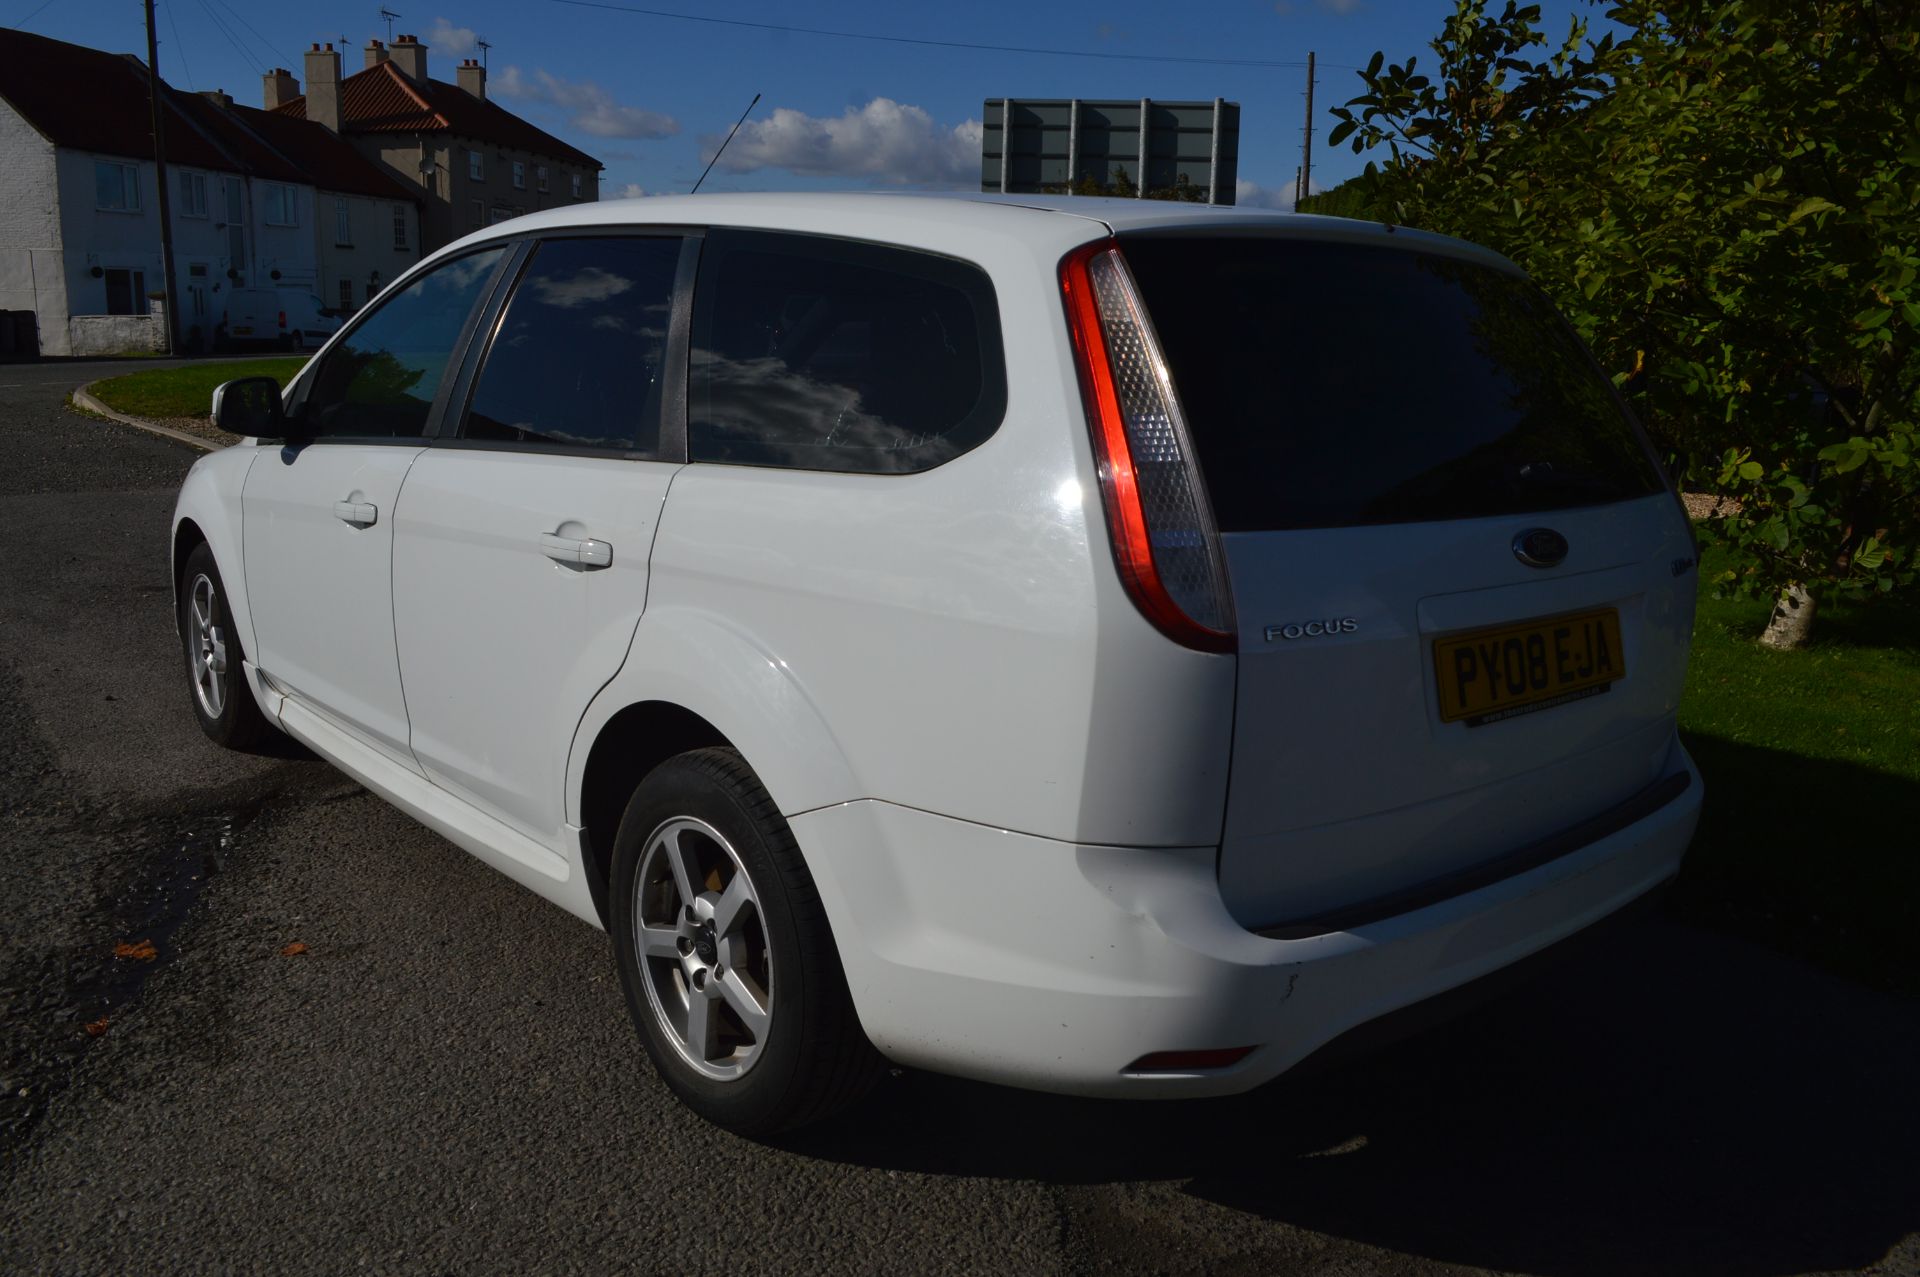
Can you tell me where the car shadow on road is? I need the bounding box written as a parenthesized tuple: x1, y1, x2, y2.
(786, 915, 1919, 1276)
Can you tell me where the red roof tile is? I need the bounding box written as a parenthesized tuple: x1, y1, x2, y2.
(274, 61, 601, 170)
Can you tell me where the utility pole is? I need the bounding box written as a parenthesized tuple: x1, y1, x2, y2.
(1296, 50, 1316, 209)
(143, 0, 178, 355)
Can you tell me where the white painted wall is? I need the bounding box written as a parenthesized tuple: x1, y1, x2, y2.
(0, 96, 68, 354)
(316, 192, 420, 314)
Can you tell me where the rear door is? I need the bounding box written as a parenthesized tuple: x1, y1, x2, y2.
(1120, 234, 1696, 931)
(390, 233, 693, 845)
(242, 245, 509, 771)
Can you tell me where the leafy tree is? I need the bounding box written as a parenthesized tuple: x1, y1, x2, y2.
(1327, 0, 1919, 646)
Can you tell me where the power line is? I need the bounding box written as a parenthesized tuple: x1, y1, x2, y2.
(164, 0, 195, 89)
(194, 0, 257, 70)
(6, 0, 58, 29)
(549, 0, 1317, 69)
(208, 0, 295, 69)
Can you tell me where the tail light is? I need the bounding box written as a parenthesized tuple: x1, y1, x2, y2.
(1060, 239, 1235, 653)
(277, 310, 287, 329)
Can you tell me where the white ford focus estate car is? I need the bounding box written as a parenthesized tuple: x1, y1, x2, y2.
(173, 193, 1703, 1133)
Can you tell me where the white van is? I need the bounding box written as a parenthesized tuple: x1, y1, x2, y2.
(223, 288, 340, 351)
(173, 193, 1703, 1134)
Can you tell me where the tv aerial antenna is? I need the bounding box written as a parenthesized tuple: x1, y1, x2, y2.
(476, 36, 492, 68)
(378, 7, 402, 40)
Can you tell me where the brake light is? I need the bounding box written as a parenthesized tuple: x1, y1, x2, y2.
(277, 310, 286, 329)
(1060, 239, 1235, 653)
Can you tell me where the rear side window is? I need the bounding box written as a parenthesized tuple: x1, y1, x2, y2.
(462, 236, 682, 454)
(1120, 237, 1664, 531)
(689, 230, 1004, 474)
(302, 246, 506, 440)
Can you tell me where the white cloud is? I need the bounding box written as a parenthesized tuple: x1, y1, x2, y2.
(424, 17, 478, 54)
(494, 67, 679, 140)
(1236, 177, 1321, 211)
(709, 98, 982, 187)
(614, 183, 648, 199)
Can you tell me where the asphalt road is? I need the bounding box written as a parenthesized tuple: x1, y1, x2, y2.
(2, 360, 1917, 1276)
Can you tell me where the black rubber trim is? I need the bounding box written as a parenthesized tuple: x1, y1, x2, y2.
(1252, 769, 1692, 940)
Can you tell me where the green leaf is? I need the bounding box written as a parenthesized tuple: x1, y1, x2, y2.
(1786, 195, 1840, 223)
(1855, 537, 1888, 571)
(1738, 460, 1764, 481)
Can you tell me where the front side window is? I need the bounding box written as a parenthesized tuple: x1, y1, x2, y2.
(95, 160, 139, 211)
(298, 246, 506, 440)
(178, 171, 208, 216)
(689, 230, 1005, 474)
(462, 236, 680, 453)
(468, 149, 484, 181)
(334, 197, 352, 245)
(262, 183, 297, 226)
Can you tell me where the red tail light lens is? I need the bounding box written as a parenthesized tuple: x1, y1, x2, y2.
(1060, 239, 1234, 654)
(277, 310, 287, 329)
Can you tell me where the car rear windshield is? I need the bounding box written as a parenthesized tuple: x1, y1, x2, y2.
(1119, 236, 1665, 531)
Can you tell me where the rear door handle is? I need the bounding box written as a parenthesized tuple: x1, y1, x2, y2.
(332, 500, 377, 527)
(538, 533, 613, 569)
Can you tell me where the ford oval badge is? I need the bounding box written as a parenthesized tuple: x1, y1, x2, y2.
(1513, 527, 1569, 568)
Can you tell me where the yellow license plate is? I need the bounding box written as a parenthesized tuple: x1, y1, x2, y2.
(1433, 608, 1624, 726)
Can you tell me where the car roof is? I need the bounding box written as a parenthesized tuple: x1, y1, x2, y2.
(433, 190, 1522, 277)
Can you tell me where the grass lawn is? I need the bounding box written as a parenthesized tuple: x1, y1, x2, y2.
(1673, 544, 1920, 993)
(89, 358, 307, 420)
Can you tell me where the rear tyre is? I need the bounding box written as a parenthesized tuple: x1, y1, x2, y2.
(178, 542, 276, 751)
(609, 747, 883, 1135)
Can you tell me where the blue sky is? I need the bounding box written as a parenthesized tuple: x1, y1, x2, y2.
(13, 0, 1605, 205)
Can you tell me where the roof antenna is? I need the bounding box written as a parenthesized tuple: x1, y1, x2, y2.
(377, 6, 401, 40)
(692, 92, 759, 195)
(476, 36, 491, 68)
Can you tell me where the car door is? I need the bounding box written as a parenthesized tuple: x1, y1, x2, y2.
(242, 245, 510, 772)
(390, 233, 694, 844)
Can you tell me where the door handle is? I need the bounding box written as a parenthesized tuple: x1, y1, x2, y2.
(538, 533, 613, 569)
(332, 500, 377, 527)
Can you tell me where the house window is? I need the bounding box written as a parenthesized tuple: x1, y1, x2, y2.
(178, 171, 208, 217)
(469, 198, 484, 229)
(338, 278, 354, 313)
(95, 161, 140, 212)
(392, 204, 408, 250)
(468, 149, 484, 181)
(489, 205, 513, 224)
(262, 183, 297, 226)
(334, 198, 353, 246)
(570, 172, 582, 199)
(512, 160, 525, 189)
(536, 165, 548, 192)
(103, 268, 147, 314)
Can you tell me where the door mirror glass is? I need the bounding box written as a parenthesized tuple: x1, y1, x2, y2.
(211, 376, 286, 437)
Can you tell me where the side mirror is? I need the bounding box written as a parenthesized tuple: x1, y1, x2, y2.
(211, 376, 288, 437)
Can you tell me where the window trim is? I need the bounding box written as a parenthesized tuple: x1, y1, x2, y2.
(95, 160, 140, 212)
(468, 149, 484, 181)
(262, 182, 298, 227)
(434, 228, 701, 463)
(276, 243, 518, 448)
(178, 171, 208, 218)
(511, 160, 526, 190)
(392, 203, 409, 250)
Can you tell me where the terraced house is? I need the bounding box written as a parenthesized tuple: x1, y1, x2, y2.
(0, 28, 421, 357)
(267, 34, 602, 254)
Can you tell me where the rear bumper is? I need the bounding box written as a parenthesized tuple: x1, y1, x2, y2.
(793, 736, 1702, 1097)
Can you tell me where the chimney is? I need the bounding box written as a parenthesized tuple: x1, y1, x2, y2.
(303, 42, 342, 132)
(389, 33, 428, 82)
(262, 66, 299, 110)
(364, 38, 389, 70)
(457, 58, 485, 100)
(201, 88, 234, 110)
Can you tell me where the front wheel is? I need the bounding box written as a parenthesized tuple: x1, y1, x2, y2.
(178, 542, 276, 750)
(609, 748, 882, 1134)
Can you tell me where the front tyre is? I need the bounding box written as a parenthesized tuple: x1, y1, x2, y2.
(178, 542, 276, 750)
(609, 748, 882, 1135)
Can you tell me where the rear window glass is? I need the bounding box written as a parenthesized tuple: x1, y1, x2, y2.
(689, 230, 1005, 474)
(1119, 237, 1664, 531)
